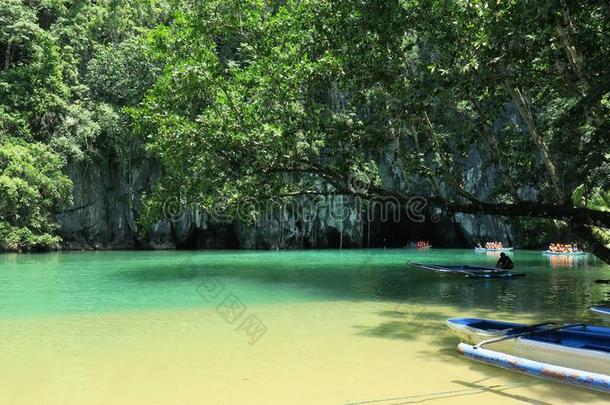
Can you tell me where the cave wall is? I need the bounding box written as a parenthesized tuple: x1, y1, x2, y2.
(56, 146, 515, 250)
(54, 81, 523, 250)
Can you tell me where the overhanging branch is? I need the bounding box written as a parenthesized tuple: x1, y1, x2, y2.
(266, 163, 610, 228)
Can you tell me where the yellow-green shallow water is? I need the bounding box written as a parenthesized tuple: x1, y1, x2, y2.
(1, 249, 609, 404)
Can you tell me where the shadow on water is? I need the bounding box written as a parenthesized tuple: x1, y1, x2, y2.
(108, 249, 610, 323)
(353, 309, 449, 341)
(4, 250, 610, 402)
(115, 267, 200, 282)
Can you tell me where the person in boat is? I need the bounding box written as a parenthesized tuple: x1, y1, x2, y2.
(496, 252, 514, 270)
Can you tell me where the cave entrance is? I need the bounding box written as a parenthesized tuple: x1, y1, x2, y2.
(363, 206, 469, 248)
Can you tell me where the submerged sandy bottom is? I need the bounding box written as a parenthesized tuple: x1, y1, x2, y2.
(1, 301, 607, 404)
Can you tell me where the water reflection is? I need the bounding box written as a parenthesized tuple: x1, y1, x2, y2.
(546, 254, 587, 268)
(482, 251, 503, 258)
(0, 249, 608, 323)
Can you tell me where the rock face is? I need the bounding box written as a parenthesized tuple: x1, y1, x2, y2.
(55, 83, 524, 250)
(56, 147, 514, 250)
(56, 154, 161, 250)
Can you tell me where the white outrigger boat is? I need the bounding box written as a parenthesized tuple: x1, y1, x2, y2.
(408, 263, 525, 279)
(447, 318, 610, 392)
(542, 250, 587, 256)
(474, 247, 514, 252)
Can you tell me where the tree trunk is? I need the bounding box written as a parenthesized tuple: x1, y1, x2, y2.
(438, 201, 610, 229)
(571, 224, 610, 264)
(282, 163, 610, 228)
(508, 86, 564, 202)
(467, 97, 518, 195)
(556, 0, 590, 92)
(4, 41, 12, 71)
(347, 178, 610, 229)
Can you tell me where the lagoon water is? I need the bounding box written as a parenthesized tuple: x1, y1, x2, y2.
(1, 249, 609, 404)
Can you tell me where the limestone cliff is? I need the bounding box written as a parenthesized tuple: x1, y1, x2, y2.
(56, 145, 514, 250)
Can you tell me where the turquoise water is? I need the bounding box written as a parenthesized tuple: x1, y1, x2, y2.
(1, 249, 609, 321)
(3, 249, 610, 404)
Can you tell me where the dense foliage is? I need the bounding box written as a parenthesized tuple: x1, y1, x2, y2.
(135, 0, 610, 204)
(134, 0, 610, 257)
(0, 0, 170, 250)
(0, 138, 71, 250)
(1, 0, 609, 258)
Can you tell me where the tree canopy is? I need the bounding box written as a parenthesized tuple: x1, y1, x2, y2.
(1, 0, 608, 259)
(0, 0, 169, 250)
(135, 0, 610, 259)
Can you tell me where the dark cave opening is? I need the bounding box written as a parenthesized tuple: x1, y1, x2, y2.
(174, 206, 472, 250)
(363, 207, 470, 249)
(175, 223, 240, 250)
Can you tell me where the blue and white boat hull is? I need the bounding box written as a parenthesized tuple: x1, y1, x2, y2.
(542, 250, 587, 256)
(447, 318, 610, 376)
(458, 343, 610, 393)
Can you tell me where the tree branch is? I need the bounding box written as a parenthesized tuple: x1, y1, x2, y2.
(571, 224, 610, 264)
(267, 163, 610, 229)
(507, 84, 564, 201)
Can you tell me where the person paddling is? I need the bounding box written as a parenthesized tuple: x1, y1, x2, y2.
(496, 252, 514, 270)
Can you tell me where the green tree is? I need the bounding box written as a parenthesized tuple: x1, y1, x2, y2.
(0, 0, 172, 250)
(0, 138, 72, 251)
(136, 0, 610, 261)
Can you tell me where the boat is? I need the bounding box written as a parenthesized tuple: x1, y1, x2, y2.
(404, 242, 432, 249)
(592, 307, 610, 320)
(411, 263, 501, 273)
(408, 263, 524, 278)
(542, 250, 587, 256)
(474, 247, 514, 252)
(447, 318, 610, 380)
(465, 272, 525, 279)
(458, 343, 610, 393)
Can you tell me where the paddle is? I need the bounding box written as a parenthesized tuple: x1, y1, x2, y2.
(476, 323, 586, 349)
(503, 322, 558, 334)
